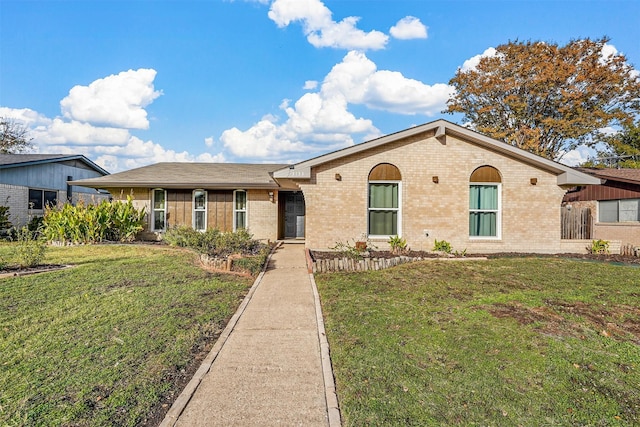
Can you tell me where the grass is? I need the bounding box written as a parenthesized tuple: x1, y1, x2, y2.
(315, 257, 640, 426)
(0, 243, 253, 426)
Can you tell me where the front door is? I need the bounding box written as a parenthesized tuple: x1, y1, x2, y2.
(284, 192, 305, 238)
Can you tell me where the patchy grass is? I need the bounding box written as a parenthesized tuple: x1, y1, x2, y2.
(0, 244, 253, 426)
(315, 258, 640, 426)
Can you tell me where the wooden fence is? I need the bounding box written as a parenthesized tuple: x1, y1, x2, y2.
(561, 206, 592, 240)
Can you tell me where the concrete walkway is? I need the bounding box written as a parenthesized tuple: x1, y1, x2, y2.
(160, 243, 340, 427)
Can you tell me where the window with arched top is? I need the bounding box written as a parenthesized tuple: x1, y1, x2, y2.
(469, 166, 501, 238)
(368, 163, 402, 237)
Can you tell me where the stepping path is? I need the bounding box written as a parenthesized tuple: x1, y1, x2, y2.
(161, 243, 339, 426)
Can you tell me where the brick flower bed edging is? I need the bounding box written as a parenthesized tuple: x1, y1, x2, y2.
(307, 250, 487, 273)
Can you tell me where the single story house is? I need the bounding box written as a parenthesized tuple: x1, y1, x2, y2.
(563, 167, 640, 247)
(0, 154, 110, 227)
(71, 120, 601, 253)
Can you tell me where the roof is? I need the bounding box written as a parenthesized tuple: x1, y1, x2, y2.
(272, 119, 602, 186)
(0, 154, 109, 175)
(69, 162, 287, 189)
(575, 167, 640, 185)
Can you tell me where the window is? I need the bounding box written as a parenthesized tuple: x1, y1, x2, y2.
(28, 189, 58, 210)
(469, 166, 501, 238)
(599, 199, 640, 222)
(193, 190, 207, 231)
(152, 189, 167, 231)
(368, 163, 401, 237)
(234, 190, 247, 230)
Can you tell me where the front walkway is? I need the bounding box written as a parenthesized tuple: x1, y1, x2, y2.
(160, 243, 339, 426)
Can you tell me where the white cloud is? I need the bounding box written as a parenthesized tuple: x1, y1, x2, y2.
(303, 80, 318, 90)
(560, 144, 596, 166)
(460, 47, 498, 72)
(220, 50, 454, 160)
(204, 136, 214, 147)
(389, 16, 427, 40)
(268, 0, 388, 50)
(60, 68, 162, 129)
(323, 51, 454, 116)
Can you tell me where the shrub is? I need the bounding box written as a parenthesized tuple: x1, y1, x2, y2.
(43, 196, 145, 244)
(388, 235, 408, 255)
(0, 205, 12, 239)
(163, 227, 264, 257)
(433, 239, 452, 254)
(590, 239, 609, 254)
(232, 246, 271, 275)
(14, 226, 47, 268)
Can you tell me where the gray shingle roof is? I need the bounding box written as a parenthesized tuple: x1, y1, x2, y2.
(0, 154, 109, 175)
(69, 162, 287, 189)
(575, 167, 640, 185)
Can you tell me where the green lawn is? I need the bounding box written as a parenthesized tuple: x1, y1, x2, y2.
(0, 244, 253, 426)
(316, 257, 640, 426)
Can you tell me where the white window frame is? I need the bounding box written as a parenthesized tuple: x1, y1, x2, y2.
(233, 190, 247, 231)
(193, 189, 207, 232)
(152, 188, 167, 231)
(367, 180, 402, 239)
(469, 182, 502, 240)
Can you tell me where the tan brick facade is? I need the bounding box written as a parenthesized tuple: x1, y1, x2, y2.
(296, 132, 569, 254)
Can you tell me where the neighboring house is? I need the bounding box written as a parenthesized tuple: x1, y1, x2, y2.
(0, 154, 109, 227)
(71, 120, 600, 253)
(563, 168, 640, 246)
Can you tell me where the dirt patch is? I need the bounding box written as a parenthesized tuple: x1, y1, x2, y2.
(486, 301, 640, 343)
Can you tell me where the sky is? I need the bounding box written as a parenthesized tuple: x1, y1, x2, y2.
(1, 0, 639, 173)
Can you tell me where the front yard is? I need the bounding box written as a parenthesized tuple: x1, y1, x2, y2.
(316, 257, 640, 426)
(0, 244, 253, 426)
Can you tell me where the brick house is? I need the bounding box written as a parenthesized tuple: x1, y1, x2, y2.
(0, 154, 109, 227)
(563, 168, 640, 247)
(71, 120, 600, 253)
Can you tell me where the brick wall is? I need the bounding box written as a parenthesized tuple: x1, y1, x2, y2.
(0, 183, 30, 227)
(297, 132, 568, 254)
(247, 189, 278, 242)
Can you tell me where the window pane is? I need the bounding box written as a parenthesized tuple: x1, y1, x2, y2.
(154, 190, 165, 210)
(235, 211, 246, 229)
(470, 185, 497, 210)
(369, 210, 397, 235)
(154, 211, 165, 230)
(44, 191, 58, 207)
(369, 183, 398, 209)
(599, 200, 618, 222)
(194, 190, 206, 209)
(619, 199, 639, 221)
(470, 212, 497, 236)
(194, 211, 206, 231)
(235, 191, 246, 210)
(28, 189, 43, 210)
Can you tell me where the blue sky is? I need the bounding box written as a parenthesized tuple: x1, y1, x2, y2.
(1, 0, 639, 172)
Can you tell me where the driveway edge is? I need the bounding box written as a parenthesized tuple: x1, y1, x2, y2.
(159, 242, 282, 427)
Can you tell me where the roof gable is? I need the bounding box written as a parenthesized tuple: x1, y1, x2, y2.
(273, 120, 601, 186)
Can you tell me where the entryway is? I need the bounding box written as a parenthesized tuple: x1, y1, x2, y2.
(280, 191, 305, 239)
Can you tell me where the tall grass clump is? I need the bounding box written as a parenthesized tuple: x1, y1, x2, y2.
(43, 196, 145, 244)
(14, 226, 47, 267)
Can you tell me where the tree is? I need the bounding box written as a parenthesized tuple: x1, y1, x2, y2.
(583, 119, 640, 168)
(0, 117, 33, 154)
(445, 38, 640, 160)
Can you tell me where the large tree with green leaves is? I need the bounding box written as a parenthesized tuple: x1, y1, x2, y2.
(0, 117, 33, 154)
(583, 119, 640, 168)
(446, 37, 640, 160)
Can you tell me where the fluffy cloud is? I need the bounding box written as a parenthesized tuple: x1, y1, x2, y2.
(268, 0, 388, 50)
(220, 50, 454, 160)
(459, 47, 498, 72)
(389, 16, 427, 40)
(60, 69, 162, 129)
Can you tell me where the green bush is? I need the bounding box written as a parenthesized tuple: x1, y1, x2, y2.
(14, 226, 46, 268)
(590, 239, 609, 254)
(43, 196, 145, 244)
(433, 239, 452, 254)
(163, 227, 264, 257)
(0, 205, 12, 239)
(388, 235, 408, 254)
(232, 246, 271, 275)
